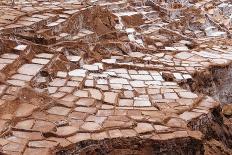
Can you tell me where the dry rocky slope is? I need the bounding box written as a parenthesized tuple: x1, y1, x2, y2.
(0, 0, 232, 154)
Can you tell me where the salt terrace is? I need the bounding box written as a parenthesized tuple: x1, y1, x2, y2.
(0, 0, 232, 155)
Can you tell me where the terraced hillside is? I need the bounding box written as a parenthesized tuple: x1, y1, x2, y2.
(0, 0, 232, 155)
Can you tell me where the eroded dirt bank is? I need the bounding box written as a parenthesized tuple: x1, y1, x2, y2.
(57, 137, 204, 155)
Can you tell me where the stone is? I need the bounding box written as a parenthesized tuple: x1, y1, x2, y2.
(96, 84, 109, 91)
(67, 55, 81, 62)
(183, 74, 192, 79)
(103, 120, 126, 128)
(91, 132, 108, 140)
(59, 87, 74, 93)
(87, 88, 103, 100)
(110, 83, 123, 89)
(110, 78, 129, 84)
(6, 136, 27, 145)
(173, 131, 189, 138)
(11, 74, 33, 81)
(86, 116, 106, 124)
(179, 111, 203, 121)
(57, 71, 68, 78)
(49, 78, 66, 87)
(81, 122, 101, 131)
(15, 104, 37, 118)
(14, 45, 27, 51)
(153, 125, 170, 132)
(85, 80, 94, 87)
(123, 91, 134, 98)
(96, 110, 114, 116)
(134, 99, 151, 107)
(75, 98, 95, 107)
(187, 130, 203, 140)
(32, 58, 50, 65)
(1, 53, 19, 59)
(2, 142, 25, 152)
(178, 92, 198, 99)
(51, 92, 66, 98)
(101, 104, 114, 109)
(69, 69, 87, 77)
(74, 107, 96, 114)
(61, 95, 78, 102)
(164, 93, 179, 99)
(69, 112, 87, 120)
(55, 126, 79, 137)
(15, 119, 34, 130)
(97, 79, 108, 85)
(73, 90, 89, 97)
(166, 118, 187, 128)
(7, 80, 26, 86)
(152, 75, 164, 81)
(67, 81, 80, 87)
(83, 64, 99, 71)
(176, 98, 194, 106)
(47, 87, 58, 94)
(198, 97, 219, 109)
(121, 129, 137, 137)
(12, 131, 43, 141)
(47, 137, 71, 148)
(130, 74, 153, 81)
(47, 106, 71, 116)
(103, 92, 118, 104)
(28, 140, 58, 148)
(173, 73, 183, 80)
(36, 53, 53, 59)
(23, 148, 51, 155)
(32, 120, 56, 133)
(175, 52, 194, 59)
(67, 133, 91, 143)
(159, 133, 175, 140)
(0, 138, 8, 146)
(108, 129, 123, 138)
(118, 99, 133, 106)
(134, 123, 154, 133)
(130, 80, 145, 87)
(18, 64, 43, 76)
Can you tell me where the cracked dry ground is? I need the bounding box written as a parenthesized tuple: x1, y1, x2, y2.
(0, 0, 232, 155)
